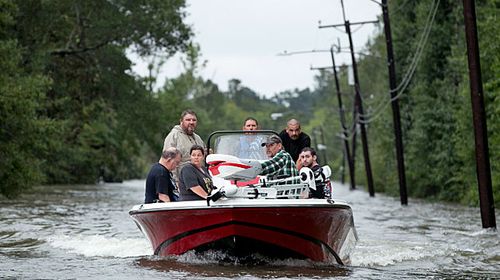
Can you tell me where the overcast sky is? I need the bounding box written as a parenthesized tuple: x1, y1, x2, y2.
(130, 0, 383, 97)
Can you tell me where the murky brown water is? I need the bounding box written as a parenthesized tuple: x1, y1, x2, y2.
(1, 180, 498, 279)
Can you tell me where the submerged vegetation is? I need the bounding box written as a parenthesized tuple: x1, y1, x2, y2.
(0, 0, 498, 207)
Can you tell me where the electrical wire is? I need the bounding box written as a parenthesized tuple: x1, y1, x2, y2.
(389, 0, 439, 94)
(358, 0, 440, 124)
(336, 113, 361, 141)
(393, 0, 413, 14)
(351, 23, 366, 34)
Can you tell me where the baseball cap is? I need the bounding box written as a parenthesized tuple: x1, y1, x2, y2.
(261, 135, 282, 147)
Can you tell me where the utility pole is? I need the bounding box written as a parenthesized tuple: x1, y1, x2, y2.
(462, 0, 496, 228)
(381, 0, 408, 205)
(330, 46, 356, 190)
(319, 2, 377, 196)
(280, 49, 355, 188)
(346, 19, 375, 197)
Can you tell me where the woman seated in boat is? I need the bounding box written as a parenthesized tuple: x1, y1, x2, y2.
(179, 145, 213, 200)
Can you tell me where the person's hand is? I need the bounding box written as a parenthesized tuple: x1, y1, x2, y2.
(296, 158, 303, 170)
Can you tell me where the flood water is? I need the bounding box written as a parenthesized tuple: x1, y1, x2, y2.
(0, 180, 498, 279)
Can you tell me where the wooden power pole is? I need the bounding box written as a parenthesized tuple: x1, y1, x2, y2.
(381, 0, 408, 205)
(330, 46, 356, 190)
(462, 0, 496, 228)
(319, 3, 377, 197)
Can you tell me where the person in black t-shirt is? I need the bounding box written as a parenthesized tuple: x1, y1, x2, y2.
(297, 147, 331, 199)
(144, 147, 182, 203)
(179, 145, 213, 201)
(279, 119, 311, 162)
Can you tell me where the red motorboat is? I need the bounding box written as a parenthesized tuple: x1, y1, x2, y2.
(129, 131, 357, 265)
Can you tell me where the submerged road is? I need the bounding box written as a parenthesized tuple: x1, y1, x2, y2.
(0, 180, 498, 279)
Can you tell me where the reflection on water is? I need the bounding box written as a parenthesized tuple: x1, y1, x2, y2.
(0, 180, 498, 279)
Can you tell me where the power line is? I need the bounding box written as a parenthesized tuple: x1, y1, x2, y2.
(359, 0, 440, 124)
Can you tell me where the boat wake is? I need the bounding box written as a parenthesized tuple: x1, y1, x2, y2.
(46, 233, 320, 266)
(47, 234, 152, 257)
(176, 249, 301, 266)
(351, 240, 447, 267)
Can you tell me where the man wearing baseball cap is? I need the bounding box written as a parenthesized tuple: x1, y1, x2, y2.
(259, 135, 299, 183)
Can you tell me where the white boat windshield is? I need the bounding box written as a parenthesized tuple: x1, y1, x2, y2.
(213, 133, 270, 160)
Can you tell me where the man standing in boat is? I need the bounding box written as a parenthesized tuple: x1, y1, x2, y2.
(279, 119, 311, 162)
(144, 147, 182, 203)
(259, 135, 299, 183)
(163, 109, 206, 183)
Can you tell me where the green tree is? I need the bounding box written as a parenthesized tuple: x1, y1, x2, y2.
(0, 0, 51, 197)
(1, 0, 192, 194)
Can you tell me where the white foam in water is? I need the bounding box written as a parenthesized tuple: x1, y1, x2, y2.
(351, 239, 448, 267)
(176, 250, 223, 264)
(48, 234, 152, 257)
(175, 250, 321, 267)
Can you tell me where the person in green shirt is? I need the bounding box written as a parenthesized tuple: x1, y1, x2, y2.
(259, 135, 299, 183)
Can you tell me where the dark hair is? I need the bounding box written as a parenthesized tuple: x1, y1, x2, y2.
(190, 144, 205, 156)
(162, 147, 181, 159)
(243, 117, 259, 126)
(300, 147, 316, 157)
(180, 109, 197, 121)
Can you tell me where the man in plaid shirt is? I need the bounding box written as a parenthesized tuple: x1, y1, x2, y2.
(259, 135, 299, 183)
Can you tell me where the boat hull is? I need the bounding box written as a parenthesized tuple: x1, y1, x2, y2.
(130, 199, 357, 265)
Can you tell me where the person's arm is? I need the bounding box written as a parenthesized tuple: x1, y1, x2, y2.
(189, 186, 208, 199)
(180, 165, 209, 199)
(155, 175, 172, 202)
(158, 193, 171, 202)
(296, 157, 303, 170)
(303, 134, 311, 148)
(260, 152, 286, 175)
(163, 131, 176, 151)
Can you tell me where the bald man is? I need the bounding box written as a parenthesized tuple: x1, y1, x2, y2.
(278, 119, 311, 162)
(144, 147, 182, 203)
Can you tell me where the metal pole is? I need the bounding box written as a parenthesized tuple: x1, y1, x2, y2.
(381, 0, 408, 205)
(330, 46, 356, 189)
(345, 19, 375, 197)
(462, 0, 496, 228)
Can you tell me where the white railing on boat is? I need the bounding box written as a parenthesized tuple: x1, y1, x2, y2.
(207, 169, 316, 203)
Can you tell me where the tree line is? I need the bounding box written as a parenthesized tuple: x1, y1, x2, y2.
(1, 0, 498, 208)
